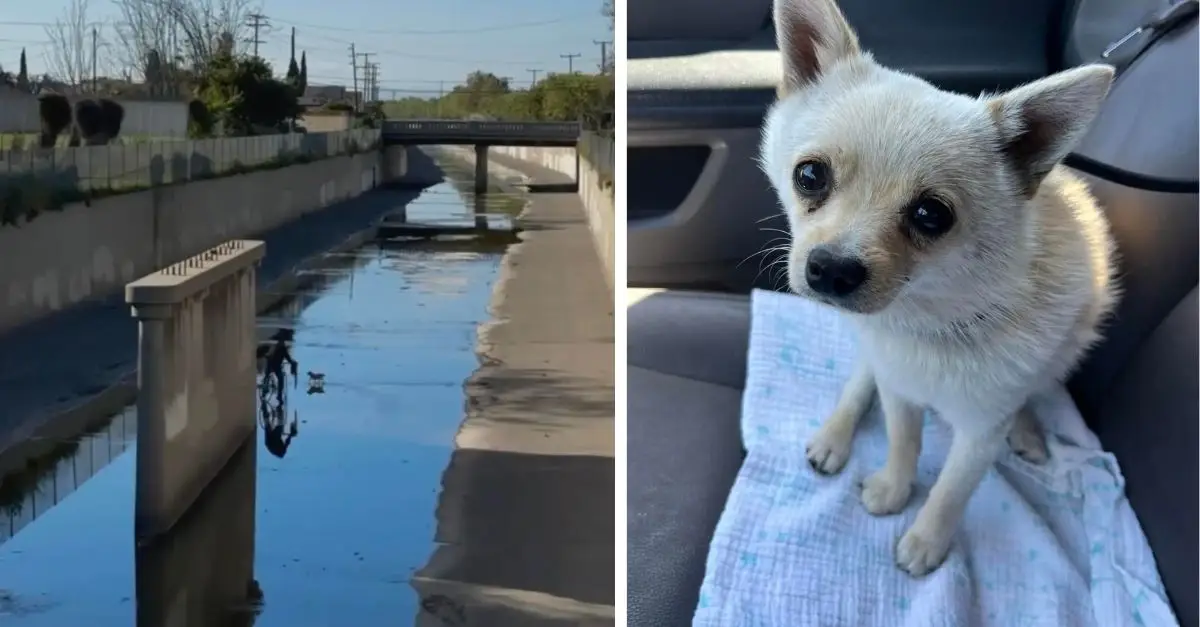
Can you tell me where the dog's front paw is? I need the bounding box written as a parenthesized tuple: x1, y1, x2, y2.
(859, 469, 913, 515)
(805, 422, 853, 475)
(895, 523, 953, 577)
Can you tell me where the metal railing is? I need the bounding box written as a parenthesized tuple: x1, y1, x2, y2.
(382, 119, 581, 142)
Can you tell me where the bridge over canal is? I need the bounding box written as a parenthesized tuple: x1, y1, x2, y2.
(382, 120, 582, 193)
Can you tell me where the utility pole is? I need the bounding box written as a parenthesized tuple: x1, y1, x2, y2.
(356, 51, 373, 109)
(91, 26, 98, 93)
(349, 43, 359, 111)
(593, 40, 612, 74)
(526, 68, 541, 85)
(560, 52, 581, 74)
(245, 12, 269, 57)
(373, 64, 381, 101)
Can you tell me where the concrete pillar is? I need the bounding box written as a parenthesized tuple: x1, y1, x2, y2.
(126, 239, 265, 542)
(131, 304, 170, 540)
(473, 196, 488, 230)
(474, 143, 489, 194)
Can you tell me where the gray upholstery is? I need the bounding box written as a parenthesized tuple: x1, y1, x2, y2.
(626, 13, 1198, 627)
(1090, 288, 1198, 627)
(627, 291, 748, 627)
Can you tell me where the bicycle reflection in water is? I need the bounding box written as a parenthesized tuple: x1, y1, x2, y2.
(257, 329, 300, 459)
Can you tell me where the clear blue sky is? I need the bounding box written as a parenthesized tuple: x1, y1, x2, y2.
(0, 0, 610, 96)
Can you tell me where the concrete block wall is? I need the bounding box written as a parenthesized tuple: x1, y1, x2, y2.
(490, 145, 616, 289)
(0, 145, 434, 335)
(0, 92, 190, 137)
(0, 129, 381, 191)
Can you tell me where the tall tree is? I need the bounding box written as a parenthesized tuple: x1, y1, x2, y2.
(298, 51, 308, 93)
(111, 0, 252, 80)
(144, 49, 164, 95)
(17, 49, 29, 89)
(285, 28, 299, 84)
(44, 0, 98, 87)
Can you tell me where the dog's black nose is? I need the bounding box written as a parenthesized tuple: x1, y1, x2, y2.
(805, 247, 868, 297)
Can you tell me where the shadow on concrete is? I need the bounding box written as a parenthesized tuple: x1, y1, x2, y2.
(136, 437, 260, 627)
(466, 367, 613, 425)
(525, 182, 579, 194)
(0, 163, 84, 226)
(414, 447, 614, 615)
(149, 152, 216, 186)
(383, 147, 446, 191)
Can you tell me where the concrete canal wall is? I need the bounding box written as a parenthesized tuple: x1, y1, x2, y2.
(0, 146, 441, 336)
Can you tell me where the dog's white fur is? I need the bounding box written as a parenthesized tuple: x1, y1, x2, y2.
(760, 0, 1119, 576)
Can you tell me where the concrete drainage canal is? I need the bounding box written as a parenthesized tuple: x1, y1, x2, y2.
(0, 163, 546, 626)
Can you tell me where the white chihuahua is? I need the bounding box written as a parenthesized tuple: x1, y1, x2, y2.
(760, 0, 1120, 576)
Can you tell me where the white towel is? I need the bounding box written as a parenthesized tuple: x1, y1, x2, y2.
(693, 289, 1178, 627)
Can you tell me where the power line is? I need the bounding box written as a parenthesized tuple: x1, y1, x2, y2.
(269, 14, 595, 36)
(306, 76, 606, 92)
(526, 68, 541, 85)
(291, 35, 547, 66)
(370, 87, 541, 96)
(560, 52, 581, 74)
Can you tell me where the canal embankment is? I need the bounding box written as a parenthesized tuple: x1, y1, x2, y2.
(413, 145, 616, 625)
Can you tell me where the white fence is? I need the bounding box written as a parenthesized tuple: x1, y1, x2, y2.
(0, 129, 381, 191)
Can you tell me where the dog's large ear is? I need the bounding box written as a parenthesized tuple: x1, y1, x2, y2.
(774, 0, 861, 95)
(988, 64, 1114, 197)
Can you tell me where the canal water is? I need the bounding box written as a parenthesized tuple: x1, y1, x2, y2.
(0, 160, 526, 625)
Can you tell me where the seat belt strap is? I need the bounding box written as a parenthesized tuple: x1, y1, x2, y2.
(1099, 0, 1198, 76)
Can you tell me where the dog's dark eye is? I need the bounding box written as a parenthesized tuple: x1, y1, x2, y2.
(907, 197, 954, 236)
(793, 160, 830, 196)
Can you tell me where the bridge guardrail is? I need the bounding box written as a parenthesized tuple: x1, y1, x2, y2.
(382, 119, 581, 141)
